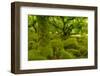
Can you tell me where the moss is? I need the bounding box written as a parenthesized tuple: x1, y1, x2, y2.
(38, 46, 53, 59)
(28, 50, 47, 60)
(50, 39, 63, 48)
(65, 49, 80, 58)
(28, 15, 88, 60)
(59, 50, 75, 59)
(63, 38, 79, 49)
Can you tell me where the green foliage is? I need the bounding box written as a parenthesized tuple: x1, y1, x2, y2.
(63, 38, 79, 49)
(60, 51, 75, 59)
(28, 15, 88, 60)
(38, 46, 53, 59)
(65, 49, 80, 58)
(78, 36, 88, 58)
(28, 50, 47, 60)
(50, 39, 63, 48)
(59, 49, 75, 59)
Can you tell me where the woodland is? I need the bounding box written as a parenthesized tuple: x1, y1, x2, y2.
(28, 15, 88, 60)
